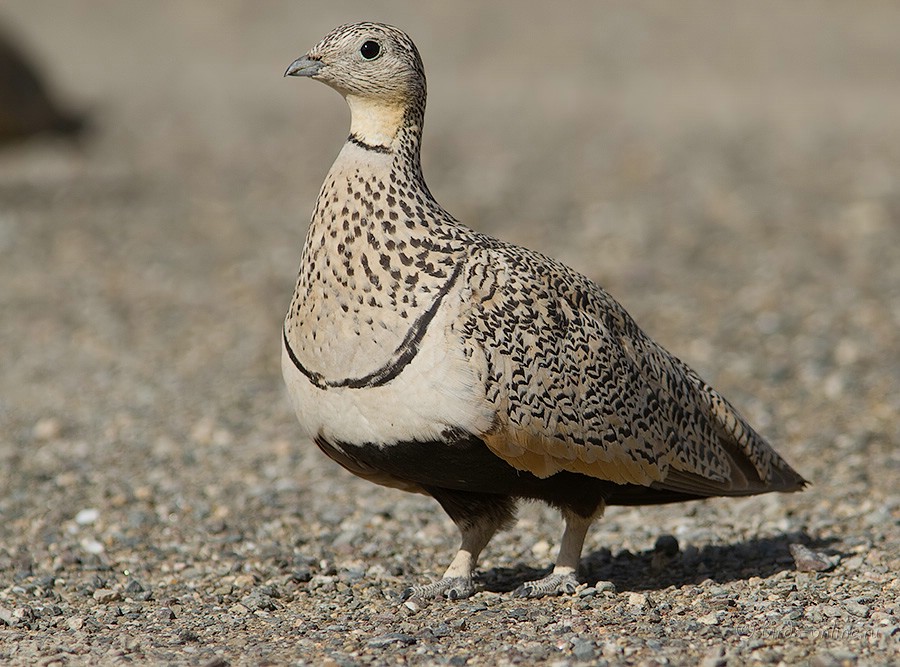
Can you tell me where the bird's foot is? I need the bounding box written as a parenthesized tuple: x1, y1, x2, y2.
(402, 576, 475, 601)
(512, 572, 579, 598)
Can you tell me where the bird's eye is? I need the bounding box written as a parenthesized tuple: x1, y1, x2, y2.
(359, 40, 381, 60)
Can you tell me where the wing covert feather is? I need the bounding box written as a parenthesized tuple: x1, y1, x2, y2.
(461, 242, 804, 495)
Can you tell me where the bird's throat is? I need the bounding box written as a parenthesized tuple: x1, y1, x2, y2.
(345, 95, 407, 150)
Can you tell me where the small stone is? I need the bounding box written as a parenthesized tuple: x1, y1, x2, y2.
(842, 555, 864, 570)
(92, 589, 121, 604)
(577, 587, 596, 598)
(125, 580, 145, 595)
(229, 603, 249, 615)
(12, 606, 35, 624)
(75, 508, 100, 525)
(80, 538, 105, 555)
(809, 652, 842, 667)
(67, 617, 84, 631)
(699, 646, 726, 667)
(367, 633, 416, 648)
(430, 623, 451, 638)
(157, 607, 176, 620)
(875, 624, 900, 642)
(308, 574, 336, 592)
(842, 600, 870, 618)
(33, 417, 62, 441)
(698, 611, 720, 626)
(202, 658, 229, 667)
(602, 641, 622, 659)
(594, 580, 616, 594)
(627, 592, 648, 609)
(402, 598, 420, 613)
(0, 606, 14, 626)
(821, 605, 844, 619)
(213, 584, 233, 597)
(572, 639, 595, 661)
(789, 544, 834, 572)
(241, 591, 276, 612)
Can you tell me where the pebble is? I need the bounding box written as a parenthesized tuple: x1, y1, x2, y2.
(201, 659, 229, 667)
(697, 611, 721, 626)
(595, 580, 617, 594)
(125, 580, 145, 595)
(571, 639, 595, 661)
(810, 650, 856, 667)
(842, 600, 870, 618)
(79, 538, 105, 555)
(821, 605, 844, 619)
(628, 593, 648, 609)
(430, 623, 452, 637)
(699, 646, 727, 667)
(33, 417, 62, 441)
(789, 544, 834, 572)
(92, 589, 121, 604)
(367, 633, 416, 648)
(241, 591, 277, 612)
(74, 508, 100, 525)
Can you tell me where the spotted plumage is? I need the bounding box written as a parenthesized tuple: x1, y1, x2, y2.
(282, 22, 807, 599)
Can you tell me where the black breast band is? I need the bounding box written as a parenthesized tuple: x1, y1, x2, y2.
(283, 261, 464, 390)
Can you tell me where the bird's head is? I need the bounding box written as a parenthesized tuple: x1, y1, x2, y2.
(285, 22, 427, 148)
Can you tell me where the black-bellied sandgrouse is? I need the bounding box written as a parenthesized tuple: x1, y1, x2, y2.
(282, 22, 807, 600)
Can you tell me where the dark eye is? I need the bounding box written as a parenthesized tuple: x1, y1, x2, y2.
(359, 40, 381, 60)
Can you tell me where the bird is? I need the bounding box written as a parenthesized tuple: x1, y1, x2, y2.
(0, 25, 87, 147)
(281, 22, 807, 600)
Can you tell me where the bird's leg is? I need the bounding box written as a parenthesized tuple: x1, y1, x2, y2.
(403, 515, 498, 600)
(403, 489, 515, 600)
(513, 508, 596, 598)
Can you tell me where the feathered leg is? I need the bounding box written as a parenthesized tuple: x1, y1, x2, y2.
(513, 507, 599, 598)
(403, 489, 516, 600)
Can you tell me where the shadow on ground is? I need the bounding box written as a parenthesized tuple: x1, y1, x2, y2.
(479, 532, 841, 594)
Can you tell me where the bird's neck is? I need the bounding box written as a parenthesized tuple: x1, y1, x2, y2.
(346, 94, 424, 154)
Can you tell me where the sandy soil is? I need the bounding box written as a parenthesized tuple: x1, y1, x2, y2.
(1, 2, 898, 665)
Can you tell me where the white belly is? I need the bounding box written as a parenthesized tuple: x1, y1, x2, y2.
(281, 304, 494, 446)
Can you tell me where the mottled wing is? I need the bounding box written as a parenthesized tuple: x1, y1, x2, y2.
(463, 243, 806, 496)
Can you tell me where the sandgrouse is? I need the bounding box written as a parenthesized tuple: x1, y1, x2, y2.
(282, 22, 807, 599)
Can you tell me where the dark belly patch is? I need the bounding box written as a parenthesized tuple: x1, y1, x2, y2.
(315, 431, 708, 515)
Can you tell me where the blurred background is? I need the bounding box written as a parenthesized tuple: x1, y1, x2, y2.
(0, 0, 898, 657)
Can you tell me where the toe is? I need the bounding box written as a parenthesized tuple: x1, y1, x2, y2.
(401, 576, 475, 600)
(513, 572, 579, 598)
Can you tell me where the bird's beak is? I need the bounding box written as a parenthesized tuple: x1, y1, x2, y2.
(284, 56, 323, 78)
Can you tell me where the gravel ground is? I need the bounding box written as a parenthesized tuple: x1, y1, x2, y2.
(1, 2, 899, 665)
